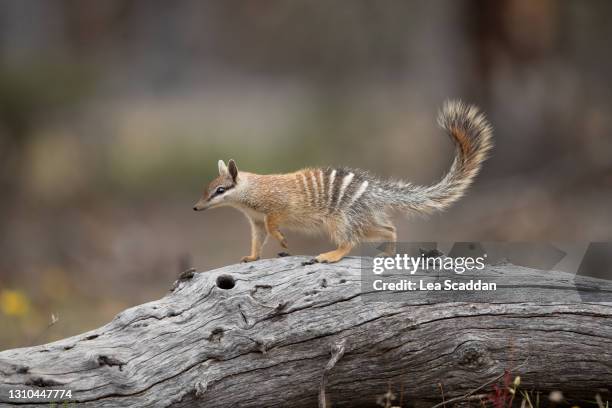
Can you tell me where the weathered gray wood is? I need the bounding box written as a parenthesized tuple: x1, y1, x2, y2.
(1, 257, 611, 407)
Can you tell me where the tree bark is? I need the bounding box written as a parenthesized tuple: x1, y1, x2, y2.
(1, 257, 611, 407)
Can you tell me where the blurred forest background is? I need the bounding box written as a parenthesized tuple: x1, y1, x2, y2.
(1, 0, 611, 349)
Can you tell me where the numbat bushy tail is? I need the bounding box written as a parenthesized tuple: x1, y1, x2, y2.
(194, 100, 493, 264)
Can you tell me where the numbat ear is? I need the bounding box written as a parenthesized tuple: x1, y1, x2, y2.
(218, 160, 228, 176)
(228, 159, 238, 182)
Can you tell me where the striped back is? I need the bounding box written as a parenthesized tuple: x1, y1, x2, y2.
(297, 167, 371, 214)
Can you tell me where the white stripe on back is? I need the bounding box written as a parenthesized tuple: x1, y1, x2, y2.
(335, 172, 354, 208)
(348, 180, 368, 206)
(327, 169, 336, 206)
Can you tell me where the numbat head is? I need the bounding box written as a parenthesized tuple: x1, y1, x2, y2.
(193, 159, 240, 211)
(194, 100, 493, 264)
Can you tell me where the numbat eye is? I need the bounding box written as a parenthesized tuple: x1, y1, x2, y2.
(215, 187, 226, 195)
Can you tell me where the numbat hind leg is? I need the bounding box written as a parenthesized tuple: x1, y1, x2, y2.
(265, 214, 288, 249)
(364, 223, 397, 256)
(314, 243, 354, 263)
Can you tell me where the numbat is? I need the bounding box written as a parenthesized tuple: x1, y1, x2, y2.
(193, 100, 493, 264)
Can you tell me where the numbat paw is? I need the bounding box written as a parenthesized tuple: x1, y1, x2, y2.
(301, 258, 318, 266)
(277, 252, 291, 257)
(241, 255, 259, 263)
(315, 253, 343, 263)
(312, 244, 352, 264)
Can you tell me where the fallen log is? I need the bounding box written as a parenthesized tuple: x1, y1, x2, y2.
(1, 257, 611, 407)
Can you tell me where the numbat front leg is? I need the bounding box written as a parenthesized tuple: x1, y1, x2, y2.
(241, 218, 266, 263)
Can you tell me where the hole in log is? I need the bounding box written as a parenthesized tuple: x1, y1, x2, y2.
(209, 327, 224, 342)
(216, 275, 235, 290)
